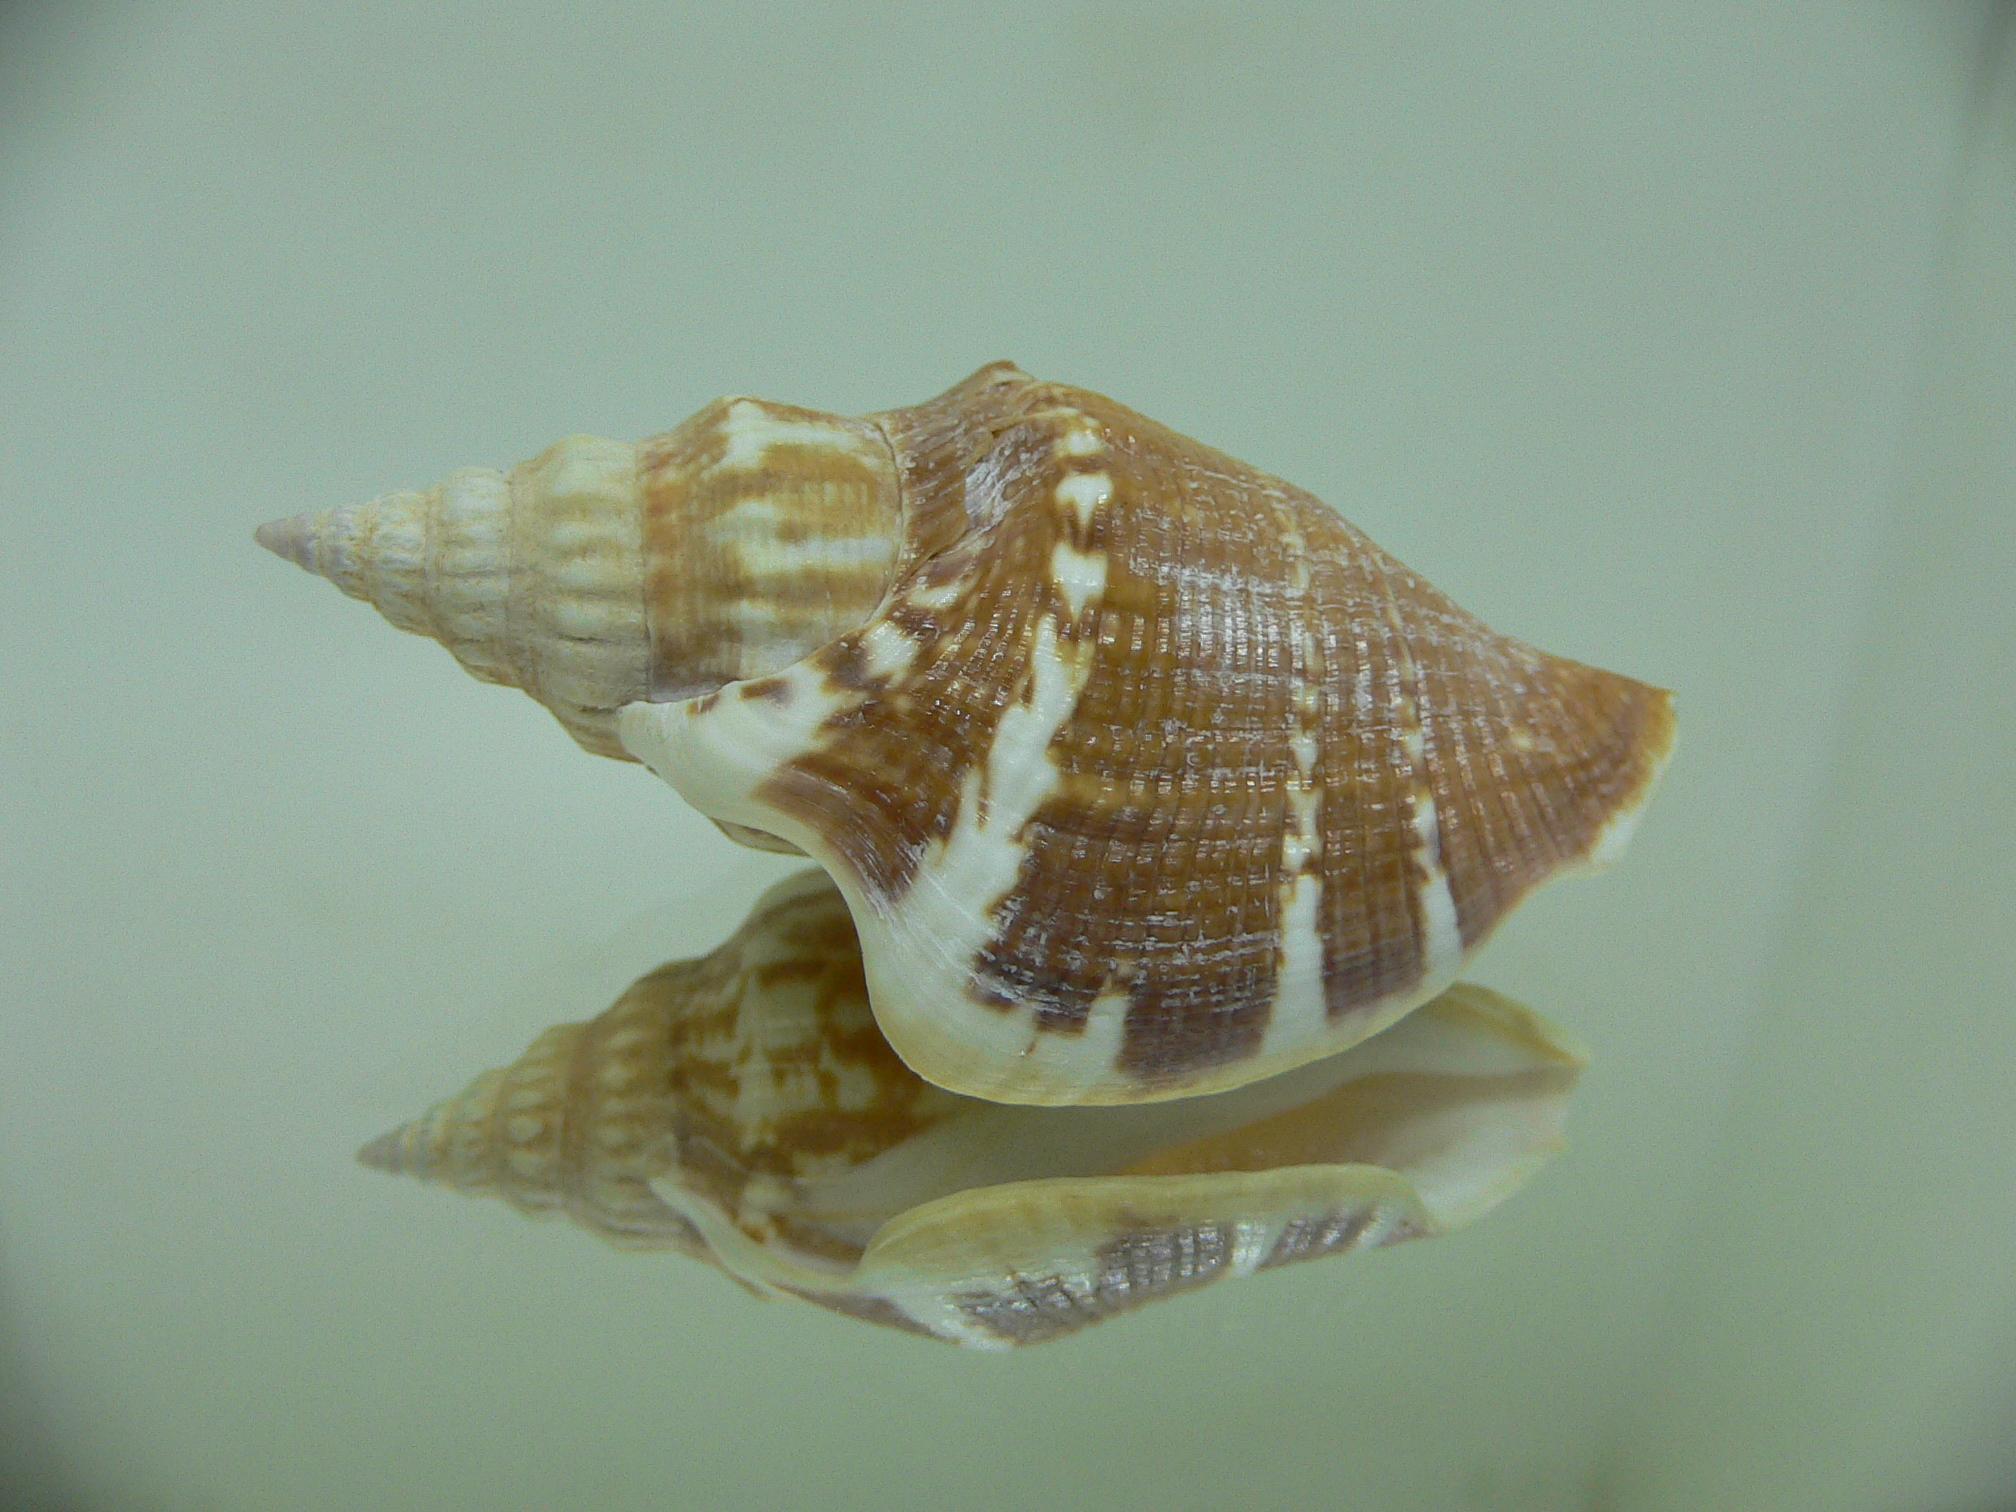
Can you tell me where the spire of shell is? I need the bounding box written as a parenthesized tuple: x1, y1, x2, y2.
(257, 399, 905, 758)
(256, 443, 652, 756)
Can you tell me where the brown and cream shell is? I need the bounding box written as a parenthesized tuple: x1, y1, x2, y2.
(258, 363, 1674, 1112)
(360, 869, 1586, 1347)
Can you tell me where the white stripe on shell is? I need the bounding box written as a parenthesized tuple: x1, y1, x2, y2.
(1407, 791, 1465, 978)
(1050, 541, 1107, 618)
(1259, 526, 1330, 1067)
(871, 614, 1106, 1093)
(1055, 471, 1112, 530)
(1056, 424, 1105, 459)
(713, 400, 885, 474)
(728, 526, 901, 576)
(1381, 590, 1464, 989)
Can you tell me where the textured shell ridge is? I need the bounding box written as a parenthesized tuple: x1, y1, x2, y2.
(618, 365, 1674, 1107)
(255, 395, 907, 759)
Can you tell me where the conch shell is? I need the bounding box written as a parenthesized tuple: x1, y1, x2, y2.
(360, 870, 1585, 1346)
(258, 364, 1673, 1110)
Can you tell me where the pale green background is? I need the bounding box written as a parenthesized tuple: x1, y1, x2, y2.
(2, 4, 2011, 1510)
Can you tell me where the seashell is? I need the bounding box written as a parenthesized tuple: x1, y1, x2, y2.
(259, 363, 1673, 1106)
(360, 870, 1586, 1347)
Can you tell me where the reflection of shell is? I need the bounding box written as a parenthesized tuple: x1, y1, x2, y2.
(361, 871, 1585, 1347)
(260, 363, 1673, 1107)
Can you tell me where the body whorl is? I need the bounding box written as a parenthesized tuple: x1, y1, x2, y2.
(619, 364, 1675, 1103)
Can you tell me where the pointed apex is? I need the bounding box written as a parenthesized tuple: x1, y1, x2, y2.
(254, 513, 319, 572)
(251, 457, 655, 760)
(254, 501, 375, 597)
(355, 1127, 410, 1174)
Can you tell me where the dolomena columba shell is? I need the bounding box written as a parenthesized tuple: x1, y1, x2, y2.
(257, 363, 1674, 1110)
(359, 869, 1587, 1346)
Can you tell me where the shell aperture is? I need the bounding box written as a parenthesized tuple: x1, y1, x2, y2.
(259, 364, 1673, 1108)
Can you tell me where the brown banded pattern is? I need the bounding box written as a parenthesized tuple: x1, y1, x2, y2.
(622, 366, 1671, 1105)
(254, 400, 902, 760)
(638, 397, 902, 703)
